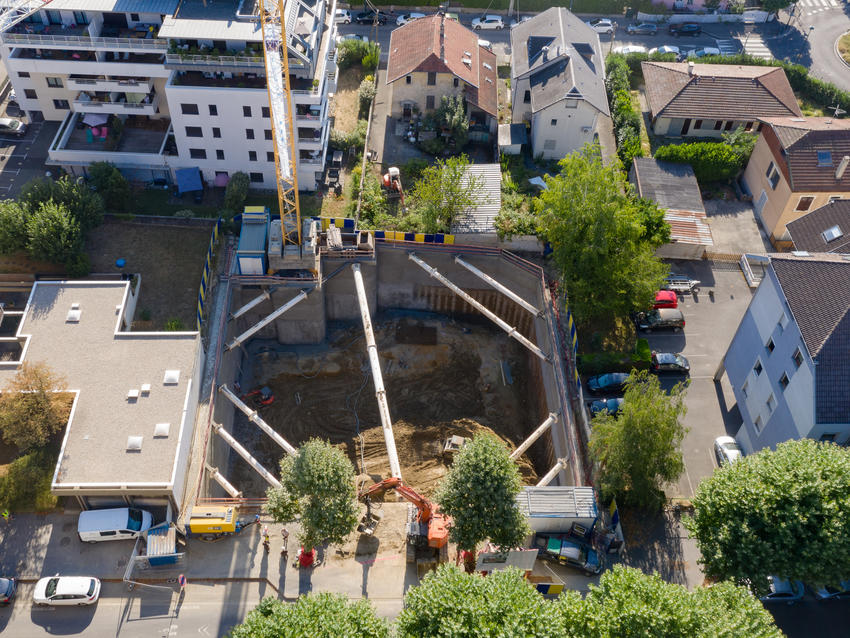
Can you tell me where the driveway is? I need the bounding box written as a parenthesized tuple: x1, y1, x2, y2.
(0, 119, 58, 198)
(366, 66, 428, 167)
(703, 197, 773, 255)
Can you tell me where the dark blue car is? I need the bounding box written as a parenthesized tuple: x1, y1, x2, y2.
(590, 398, 624, 416)
(586, 372, 629, 395)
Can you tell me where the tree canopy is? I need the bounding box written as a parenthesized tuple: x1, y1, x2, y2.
(19, 174, 104, 233)
(25, 201, 83, 265)
(589, 370, 688, 509)
(408, 154, 484, 234)
(685, 438, 850, 594)
(266, 438, 358, 550)
(227, 593, 389, 638)
(535, 144, 669, 328)
(0, 199, 27, 253)
(0, 362, 69, 451)
(87, 161, 130, 212)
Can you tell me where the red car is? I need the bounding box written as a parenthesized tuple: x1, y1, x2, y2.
(654, 290, 678, 309)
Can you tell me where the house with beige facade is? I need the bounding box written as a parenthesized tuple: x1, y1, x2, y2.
(642, 62, 801, 138)
(742, 116, 850, 247)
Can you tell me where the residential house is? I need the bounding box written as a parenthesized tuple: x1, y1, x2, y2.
(498, 123, 527, 156)
(787, 200, 850, 253)
(510, 7, 609, 160)
(719, 253, 850, 454)
(0, 0, 338, 190)
(385, 14, 497, 137)
(742, 116, 850, 247)
(642, 62, 801, 138)
(629, 157, 713, 259)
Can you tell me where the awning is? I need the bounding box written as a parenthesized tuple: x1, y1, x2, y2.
(214, 173, 229, 187)
(175, 167, 202, 194)
(82, 113, 109, 127)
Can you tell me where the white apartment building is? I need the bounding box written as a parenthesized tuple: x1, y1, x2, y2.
(0, 0, 337, 191)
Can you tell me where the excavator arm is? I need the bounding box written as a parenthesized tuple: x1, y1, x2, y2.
(358, 477, 434, 523)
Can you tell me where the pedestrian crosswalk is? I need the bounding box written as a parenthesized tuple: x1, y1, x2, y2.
(742, 34, 772, 60)
(715, 38, 738, 56)
(797, 0, 842, 15)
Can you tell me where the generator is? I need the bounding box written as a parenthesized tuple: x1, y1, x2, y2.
(185, 506, 255, 541)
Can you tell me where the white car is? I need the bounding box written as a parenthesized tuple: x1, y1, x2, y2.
(336, 33, 369, 44)
(686, 46, 721, 59)
(613, 45, 647, 55)
(472, 15, 504, 30)
(713, 436, 743, 466)
(585, 18, 614, 35)
(648, 45, 680, 55)
(396, 12, 425, 26)
(478, 39, 492, 51)
(334, 9, 351, 24)
(33, 576, 101, 606)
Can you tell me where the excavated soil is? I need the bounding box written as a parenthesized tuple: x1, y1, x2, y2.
(228, 315, 541, 496)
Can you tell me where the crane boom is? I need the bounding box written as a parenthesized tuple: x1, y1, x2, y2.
(0, 0, 54, 34)
(260, 0, 301, 249)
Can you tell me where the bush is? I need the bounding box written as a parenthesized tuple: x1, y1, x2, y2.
(0, 450, 58, 512)
(330, 119, 368, 152)
(19, 175, 104, 234)
(26, 201, 83, 265)
(337, 40, 379, 71)
(654, 142, 747, 183)
(174, 209, 195, 218)
(358, 78, 377, 114)
(87, 162, 130, 212)
(165, 318, 185, 331)
(577, 340, 651, 376)
(0, 199, 27, 254)
(224, 172, 250, 212)
(65, 251, 91, 278)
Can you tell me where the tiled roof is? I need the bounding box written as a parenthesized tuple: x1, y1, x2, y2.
(758, 116, 850, 147)
(642, 62, 802, 121)
(386, 15, 478, 86)
(787, 200, 850, 254)
(465, 47, 498, 117)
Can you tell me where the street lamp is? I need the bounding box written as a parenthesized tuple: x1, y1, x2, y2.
(805, 25, 815, 41)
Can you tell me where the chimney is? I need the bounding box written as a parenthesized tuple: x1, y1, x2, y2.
(542, 45, 549, 61)
(688, 61, 695, 76)
(836, 155, 850, 180)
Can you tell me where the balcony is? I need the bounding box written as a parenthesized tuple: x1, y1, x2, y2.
(170, 70, 266, 90)
(2, 23, 167, 52)
(67, 76, 153, 93)
(50, 112, 171, 167)
(73, 89, 160, 116)
(164, 52, 265, 71)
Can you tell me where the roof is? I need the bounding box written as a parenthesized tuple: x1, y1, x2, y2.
(43, 0, 178, 12)
(642, 62, 802, 121)
(630, 158, 705, 213)
(510, 7, 609, 116)
(787, 200, 850, 254)
(499, 123, 527, 146)
(770, 254, 850, 424)
(515, 486, 598, 519)
(386, 15, 478, 86)
(0, 282, 200, 492)
(759, 117, 850, 192)
(665, 209, 714, 246)
(158, 17, 262, 41)
(465, 46, 498, 117)
(175, 167, 202, 194)
(450, 164, 502, 233)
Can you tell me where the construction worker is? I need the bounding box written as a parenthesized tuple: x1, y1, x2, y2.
(262, 525, 270, 553)
(178, 574, 187, 596)
(280, 527, 289, 559)
(1, 509, 9, 524)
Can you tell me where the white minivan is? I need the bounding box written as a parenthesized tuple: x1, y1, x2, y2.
(77, 507, 153, 543)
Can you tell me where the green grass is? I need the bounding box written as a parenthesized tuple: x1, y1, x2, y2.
(132, 188, 219, 217)
(630, 90, 651, 156)
(0, 448, 59, 513)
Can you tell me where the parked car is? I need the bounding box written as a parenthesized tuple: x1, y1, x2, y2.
(77, 507, 153, 543)
(478, 39, 493, 51)
(626, 23, 657, 35)
(355, 10, 389, 24)
(396, 12, 425, 26)
(33, 576, 101, 606)
(534, 534, 602, 575)
(634, 308, 685, 331)
(590, 398, 624, 416)
(0, 577, 16, 604)
(336, 33, 369, 44)
(334, 9, 351, 24)
(669, 22, 701, 37)
(586, 372, 630, 395)
(612, 45, 647, 55)
(5, 100, 20, 117)
(682, 46, 721, 60)
(654, 290, 678, 309)
(648, 45, 680, 55)
(713, 436, 743, 466)
(760, 577, 805, 605)
(510, 15, 532, 27)
(650, 351, 690, 374)
(585, 18, 614, 34)
(472, 15, 504, 30)
(812, 580, 850, 600)
(445, 12, 460, 21)
(0, 117, 26, 136)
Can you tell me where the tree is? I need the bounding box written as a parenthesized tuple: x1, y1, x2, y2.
(685, 439, 850, 595)
(223, 171, 250, 213)
(762, 0, 796, 15)
(397, 564, 557, 638)
(0, 199, 28, 253)
(589, 370, 688, 509)
(265, 438, 358, 550)
(435, 433, 529, 571)
(228, 593, 390, 638)
(0, 362, 69, 452)
(87, 162, 131, 212)
(25, 201, 83, 265)
(408, 155, 484, 234)
(433, 95, 469, 148)
(19, 175, 104, 233)
(553, 565, 782, 638)
(535, 144, 669, 328)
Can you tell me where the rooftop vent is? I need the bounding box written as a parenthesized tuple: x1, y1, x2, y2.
(822, 225, 844, 242)
(163, 369, 180, 385)
(126, 436, 143, 451)
(483, 62, 492, 70)
(127, 388, 140, 400)
(688, 61, 695, 76)
(792, 250, 811, 257)
(140, 383, 151, 395)
(66, 307, 81, 323)
(836, 155, 850, 180)
(154, 423, 170, 438)
(462, 57, 471, 66)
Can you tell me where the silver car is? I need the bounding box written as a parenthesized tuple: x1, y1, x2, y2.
(0, 117, 26, 136)
(713, 436, 743, 466)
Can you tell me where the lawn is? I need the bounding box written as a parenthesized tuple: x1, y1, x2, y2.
(839, 33, 850, 65)
(331, 63, 366, 135)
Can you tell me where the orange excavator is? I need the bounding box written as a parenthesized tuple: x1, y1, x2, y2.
(358, 477, 450, 572)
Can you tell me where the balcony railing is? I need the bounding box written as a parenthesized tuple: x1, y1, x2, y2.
(2, 32, 167, 50)
(67, 77, 153, 92)
(164, 53, 265, 70)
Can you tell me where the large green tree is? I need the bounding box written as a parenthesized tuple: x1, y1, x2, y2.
(435, 433, 529, 571)
(25, 201, 83, 265)
(0, 362, 69, 452)
(408, 154, 484, 233)
(397, 564, 556, 638)
(685, 438, 850, 595)
(19, 174, 104, 233)
(87, 161, 130, 212)
(228, 593, 389, 638)
(0, 199, 27, 253)
(553, 565, 782, 638)
(536, 144, 669, 328)
(266, 438, 358, 550)
(589, 370, 688, 509)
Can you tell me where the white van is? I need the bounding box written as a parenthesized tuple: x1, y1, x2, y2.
(77, 507, 153, 543)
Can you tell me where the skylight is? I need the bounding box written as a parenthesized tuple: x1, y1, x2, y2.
(818, 150, 833, 166)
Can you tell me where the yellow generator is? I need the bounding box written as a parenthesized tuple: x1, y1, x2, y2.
(185, 506, 256, 540)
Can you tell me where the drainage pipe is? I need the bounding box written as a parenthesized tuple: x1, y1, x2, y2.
(214, 424, 281, 488)
(408, 253, 550, 362)
(206, 464, 242, 498)
(537, 458, 569, 487)
(510, 413, 558, 460)
(219, 384, 297, 454)
(351, 263, 402, 480)
(230, 288, 273, 320)
(454, 256, 542, 316)
(226, 289, 309, 350)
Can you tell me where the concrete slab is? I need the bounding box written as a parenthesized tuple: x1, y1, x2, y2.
(703, 198, 773, 255)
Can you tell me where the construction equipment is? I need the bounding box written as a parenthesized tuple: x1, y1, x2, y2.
(382, 167, 404, 205)
(442, 435, 467, 459)
(184, 506, 260, 541)
(242, 386, 275, 409)
(358, 477, 450, 572)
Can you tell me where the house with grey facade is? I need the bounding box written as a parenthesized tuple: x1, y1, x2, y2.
(510, 7, 609, 160)
(718, 253, 850, 454)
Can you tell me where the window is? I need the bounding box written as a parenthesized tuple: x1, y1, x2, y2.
(766, 162, 780, 189)
(250, 172, 264, 183)
(52, 99, 69, 110)
(73, 11, 89, 25)
(766, 338, 775, 354)
(754, 415, 763, 433)
(820, 433, 837, 442)
(745, 121, 753, 131)
(753, 360, 763, 376)
(24, 89, 36, 99)
(779, 372, 789, 390)
(793, 348, 804, 368)
(248, 150, 257, 161)
(264, 129, 272, 140)
(130, 13, 139, 21)
(246, 128, 254, 140)
(795, 196, 815, 212)
(181, 103, 199, 115)
(741, 381, 749, 398)
(46, 77, 62, 88)
(714, 120, 723, 130)
(551, 119, 557, 126)
(453, 78, 459, 88)
(565, 99, 578, 108)
(189, 148, 206, 159)
(818, 150, 833, 166)
(208, 104, 217, 116)
(212, 127, 221, 138)
(830, 196, 842, 203)
(523, 90, 531, 104)
(779, 312, 789, 330)
(216, 149, 224, 160)
(243, 106, 252, 117)
(427, 72, 436, 86)
(544, 139, 556, 151)
(694, 120, 703, 129)
(185, 126, 202, 138)
(18, 71, 29, 78)
(406, 75, 412, 84)
(426, 95, 435, 110)
(766, 394, 776, 414)
(266, 151, 275, 162)
(724, 121, 734, 131)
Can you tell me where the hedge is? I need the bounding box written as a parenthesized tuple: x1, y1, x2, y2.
(577, 338, 651, 376)
(606, 54, 644, 169)
(370, 0, 632, 12)
(654, 141, 746, 183)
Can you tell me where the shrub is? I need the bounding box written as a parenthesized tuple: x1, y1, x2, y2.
(337, 40, 379, 71)
(224, 172, 250, 212)
(654, 142, 747, 183)
(165, 318, 185, 331)
(361, 43, 379, 72)
(174, 209, 195, 218)
(358, 78, 377, 114)
(87, 161, 130, 212)
(26, 201, 83, 265)
(330, 119, 368, 152)
(0, 199, 27, 254)
(65, 251, 91, 278)
(0, 450, 58, 512)
(19, 175, 104, 233)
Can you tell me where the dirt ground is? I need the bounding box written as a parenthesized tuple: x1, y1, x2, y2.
(330, 64, 366, 135)
(229, 315, 542, 497)
(0, 252, 65, 275)
(85, 220, 214, 330)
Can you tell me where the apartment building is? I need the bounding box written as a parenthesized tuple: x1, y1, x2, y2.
(0, 0, 337, 191)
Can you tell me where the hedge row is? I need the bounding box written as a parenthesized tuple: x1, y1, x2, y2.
(369, 0, 633, 13)
(654, 142, 747, 183)
(606, 55, 644, 170)
(577, 339, 652, 376)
